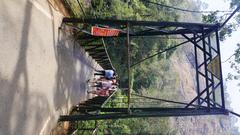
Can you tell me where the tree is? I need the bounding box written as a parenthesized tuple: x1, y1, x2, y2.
(202, 11, 237, 41)
(202, 1, 240, 87)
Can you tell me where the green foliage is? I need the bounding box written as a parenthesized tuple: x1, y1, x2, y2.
(235, 43, 240, 63)
(97, 90, 177, 134)
(230, 0, 240, 8)
(202, 12, 218, 23)
(232, 0, 240, 25)
(202, 12, 237, 41)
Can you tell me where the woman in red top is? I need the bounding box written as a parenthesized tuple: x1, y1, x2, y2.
(88, 87, 116, 97)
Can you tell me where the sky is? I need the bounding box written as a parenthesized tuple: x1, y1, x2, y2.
(200, 0, 240, 130)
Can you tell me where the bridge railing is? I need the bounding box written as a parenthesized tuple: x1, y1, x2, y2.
(60, 1, 117, 134)
(62, 0, 114, 70)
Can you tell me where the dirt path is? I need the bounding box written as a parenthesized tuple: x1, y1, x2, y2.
(0, 0, 97, 134)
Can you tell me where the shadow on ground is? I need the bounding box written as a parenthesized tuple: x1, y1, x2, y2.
(0, 1, 50, 135)
(53, 24, 96, 113)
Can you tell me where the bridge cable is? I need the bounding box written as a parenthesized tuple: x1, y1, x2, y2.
(131, 40, 189, 67)
(141, 0, 233, 13)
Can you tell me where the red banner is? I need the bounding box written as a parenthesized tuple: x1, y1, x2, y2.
(91, 26, 120, 37)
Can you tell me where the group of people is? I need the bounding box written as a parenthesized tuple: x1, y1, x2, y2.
(87, 69, 118, 97)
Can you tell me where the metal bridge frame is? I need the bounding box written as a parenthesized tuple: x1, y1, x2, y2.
(59, 18, 228, 121)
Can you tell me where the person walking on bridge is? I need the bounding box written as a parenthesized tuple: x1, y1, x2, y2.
(92, 80, 113, 89)
(94, 69, 116, 80)
(89, 79, 118, 89)
(87, 87, 116, 97)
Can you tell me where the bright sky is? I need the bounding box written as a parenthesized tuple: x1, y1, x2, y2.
(201, 0, 240, 131)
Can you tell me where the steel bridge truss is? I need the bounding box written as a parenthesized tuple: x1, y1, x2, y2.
(59, 18, 228, 121)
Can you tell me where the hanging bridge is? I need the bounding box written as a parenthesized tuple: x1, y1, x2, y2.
(59, 1, 240, 124)
(1, 0, 240, 134)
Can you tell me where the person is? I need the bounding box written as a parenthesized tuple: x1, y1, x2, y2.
(92, 80, 112, 89)
(87, 87, 116, 97)
(94, 69, 116, 80)
(87, 88, 110, 97)
(88, 79, 118, 89)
